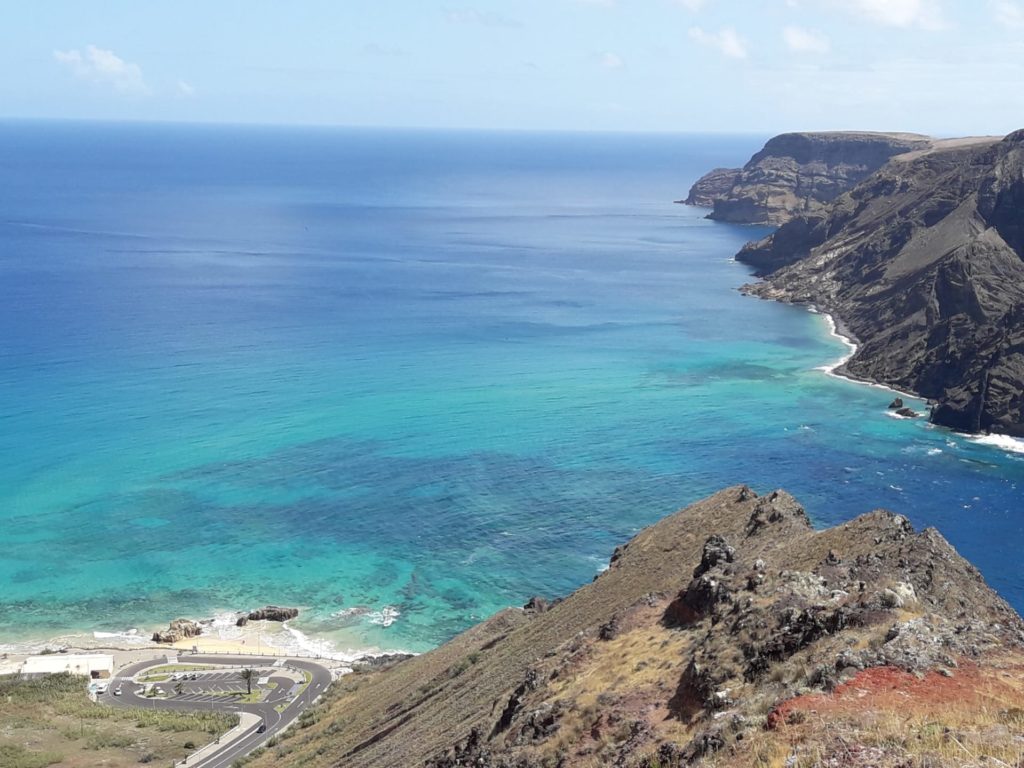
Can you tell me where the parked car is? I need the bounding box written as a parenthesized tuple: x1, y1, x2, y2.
(113, 687, 122, 696)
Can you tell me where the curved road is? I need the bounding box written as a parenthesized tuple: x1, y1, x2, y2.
(102, 654, 334, 767)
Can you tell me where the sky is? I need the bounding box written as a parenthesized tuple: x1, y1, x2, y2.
(3, 0, 1023, 135)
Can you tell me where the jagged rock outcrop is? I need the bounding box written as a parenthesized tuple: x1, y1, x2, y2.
(245, 486, 1024, 768)
(151, 618, 202, 644)
(246, 605, 299, 622)
(739, 132, 1024, 436)
(683, 132, 931, 225)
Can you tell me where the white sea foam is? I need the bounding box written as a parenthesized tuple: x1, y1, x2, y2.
(970, 434, 1024, 455)
(926, 448, 943, 456)
(92, 628, 146, 645)
(813, 311, 857, 374)
(204, 611, 246, 641)
(885, 411, 915, 420)
(279, 622, 361, 661)
(367, 606, 400, 627)
(811, 310, 923, 401)
(275, 621, 413, 664)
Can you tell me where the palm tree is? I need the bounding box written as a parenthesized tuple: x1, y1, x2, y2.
(239, 668, 257, 696)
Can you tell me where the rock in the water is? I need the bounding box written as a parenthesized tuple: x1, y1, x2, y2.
(888, 398, 904, 409)
(895, 407, 920, 418)
(235, 615, 249, 627)
(152, 618, 202, 644)
(247, 605, 299, 622)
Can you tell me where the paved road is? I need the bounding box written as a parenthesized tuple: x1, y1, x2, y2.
(101, 653, 334, 767)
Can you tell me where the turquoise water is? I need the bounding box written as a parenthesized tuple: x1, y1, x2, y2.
(1, 123, 1022, 655)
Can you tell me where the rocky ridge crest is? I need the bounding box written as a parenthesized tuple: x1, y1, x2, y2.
(244, 487, 1024, 767)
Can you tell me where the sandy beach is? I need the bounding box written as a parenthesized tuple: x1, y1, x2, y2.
(0, 611, 404, 678)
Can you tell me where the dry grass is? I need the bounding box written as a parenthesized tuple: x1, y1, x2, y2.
(0, 673, 237, 768)
(709, 656, 1024, 767)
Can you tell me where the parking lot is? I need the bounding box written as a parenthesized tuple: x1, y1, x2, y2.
(99, 653, 335, 767)
(100, 665, 302, 706)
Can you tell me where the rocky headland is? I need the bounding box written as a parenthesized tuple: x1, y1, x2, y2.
(242, 487, 1024, 767)
(718, 131, 1024, 437)
(683, 132, 931, 225)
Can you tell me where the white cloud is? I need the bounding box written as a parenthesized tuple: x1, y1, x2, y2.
(445, 8, 521, 27)
(54, 45, 148, 93)
(993, 0, 1024, 27)
(842, 0, 946, 29)
(176, 80, 195, 97)
(783, 26, 830, 53)
(688, 26, 747, 59)
(600, 52, 625, 69)
(673, 0, 708, 10)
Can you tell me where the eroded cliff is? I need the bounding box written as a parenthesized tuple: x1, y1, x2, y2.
(740, 133, 1024, 436)
(684, 132, 931, 225)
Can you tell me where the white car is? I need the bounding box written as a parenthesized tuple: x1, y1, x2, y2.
(95, 683, 109, 694)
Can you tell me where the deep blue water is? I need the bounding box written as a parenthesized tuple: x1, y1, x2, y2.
(1, 122, 1022, 655)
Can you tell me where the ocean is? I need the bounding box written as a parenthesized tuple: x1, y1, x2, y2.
(1, 122, 1022, 657)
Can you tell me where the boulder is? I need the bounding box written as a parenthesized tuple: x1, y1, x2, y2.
(152, 618, 202, 644)
(247, 605, 299, 622)
(888, 398, 904, 409)
(895, 407, 920, 418)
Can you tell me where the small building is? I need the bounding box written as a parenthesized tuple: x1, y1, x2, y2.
(22, 653, 114, 679)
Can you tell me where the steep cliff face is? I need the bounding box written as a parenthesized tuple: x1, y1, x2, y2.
(245, 487, 1024, 768)
(684, 132, 931, 225)
(741, 133, 1024, 436)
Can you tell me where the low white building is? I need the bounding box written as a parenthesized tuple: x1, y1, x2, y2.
(22, 653, 114, 679)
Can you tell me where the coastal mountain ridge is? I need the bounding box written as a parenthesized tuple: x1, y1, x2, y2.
(243, 486, 1024, 767)
(687, 129, 1024, 437)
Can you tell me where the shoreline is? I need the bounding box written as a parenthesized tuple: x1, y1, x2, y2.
(808, 306, 925, 403)
(806, 305, 1024, 455)
(0, 612, 416, 672)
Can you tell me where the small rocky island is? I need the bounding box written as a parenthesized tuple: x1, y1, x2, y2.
(687, 130, 1024, 437)
(242, 487, 1024, 767)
